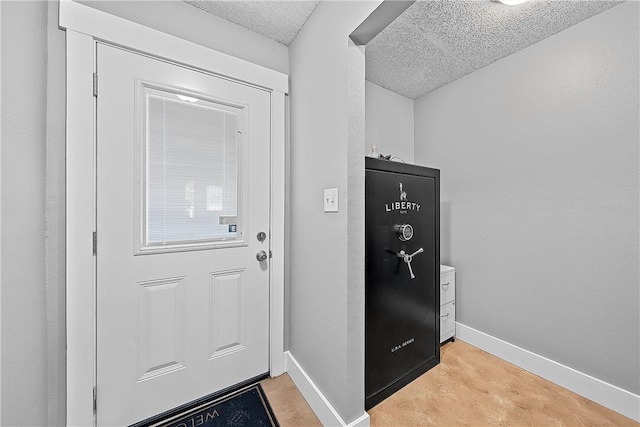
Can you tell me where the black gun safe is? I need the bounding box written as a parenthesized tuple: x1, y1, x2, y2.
(365, 157, 440, 410)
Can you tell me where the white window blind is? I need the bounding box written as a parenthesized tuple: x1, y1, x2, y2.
(145, 90, 241, 247)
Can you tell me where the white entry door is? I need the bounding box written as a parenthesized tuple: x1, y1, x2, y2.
(95, 44, 271, 426)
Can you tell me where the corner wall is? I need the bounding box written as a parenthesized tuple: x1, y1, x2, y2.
(288, 1, 381, 423)
(365, 81, 414, 163)
(46, 2, 67, 424)
(414, 2, 639, 395)
(1, 1, 49, 425)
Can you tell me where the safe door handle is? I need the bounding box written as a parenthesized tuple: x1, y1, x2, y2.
(398, 248, 424, 279)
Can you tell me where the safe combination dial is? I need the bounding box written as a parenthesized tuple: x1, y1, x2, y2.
(395, 224, 414, 242)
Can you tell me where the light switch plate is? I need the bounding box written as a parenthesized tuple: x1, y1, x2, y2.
(324, 188, 338, 212)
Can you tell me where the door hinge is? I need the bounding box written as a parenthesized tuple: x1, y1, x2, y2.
(93, 386, 97, 414)
(93, 73, 98, 97)
(93, 231, 97, 255)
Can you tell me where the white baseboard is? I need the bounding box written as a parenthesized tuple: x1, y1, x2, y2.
(284, 351, 370, 427)
(456, 322, 640, 422)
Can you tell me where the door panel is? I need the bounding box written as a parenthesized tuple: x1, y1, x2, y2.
(96, 44, 271, 426)
(137, 276, 187, 382)
(208, 269, 247, 357)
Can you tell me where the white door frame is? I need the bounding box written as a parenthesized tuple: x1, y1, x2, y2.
(60, 1, 287, 425)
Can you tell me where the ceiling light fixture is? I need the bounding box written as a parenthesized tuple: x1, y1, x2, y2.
(493, 0, 529, 5)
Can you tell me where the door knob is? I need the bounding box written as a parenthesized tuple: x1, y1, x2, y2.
(256, 250, 268, 261)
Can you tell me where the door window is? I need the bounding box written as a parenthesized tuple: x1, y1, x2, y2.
(138, 85, 247, 253)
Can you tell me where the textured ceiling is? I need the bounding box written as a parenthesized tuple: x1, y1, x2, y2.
(185, 0, 623, 99)
(366, 0, 623, 99)
(185, 0, 319, 46)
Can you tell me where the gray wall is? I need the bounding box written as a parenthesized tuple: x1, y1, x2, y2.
(365, 80, 414, 163)
(414, 2, 639, 394)
(46, 2, 67, 424)
(1, 1, 49, 425)
(0, 1, 289, 424)
(1, 4, 3, 422)
(288, 1, 379, 423)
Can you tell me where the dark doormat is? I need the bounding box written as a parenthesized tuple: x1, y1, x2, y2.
(146, 384, 279, 427)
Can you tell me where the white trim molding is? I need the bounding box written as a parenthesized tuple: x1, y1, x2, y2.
(59, 0, 287, 93)
(61, 1, 287, 425)
(65, 29, 97, 427)
(456, 322, 640, 423)
(285, 351, 371, 427)
(269, 91, 287, 377)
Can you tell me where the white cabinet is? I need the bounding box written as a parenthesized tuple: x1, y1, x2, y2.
(440, 265, 456, 343)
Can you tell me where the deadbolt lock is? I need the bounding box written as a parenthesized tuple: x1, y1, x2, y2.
(257, 231, 267, 242)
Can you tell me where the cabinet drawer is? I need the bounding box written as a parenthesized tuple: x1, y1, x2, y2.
(440, 271, 455, 305)
(440, 301, 455, 342)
